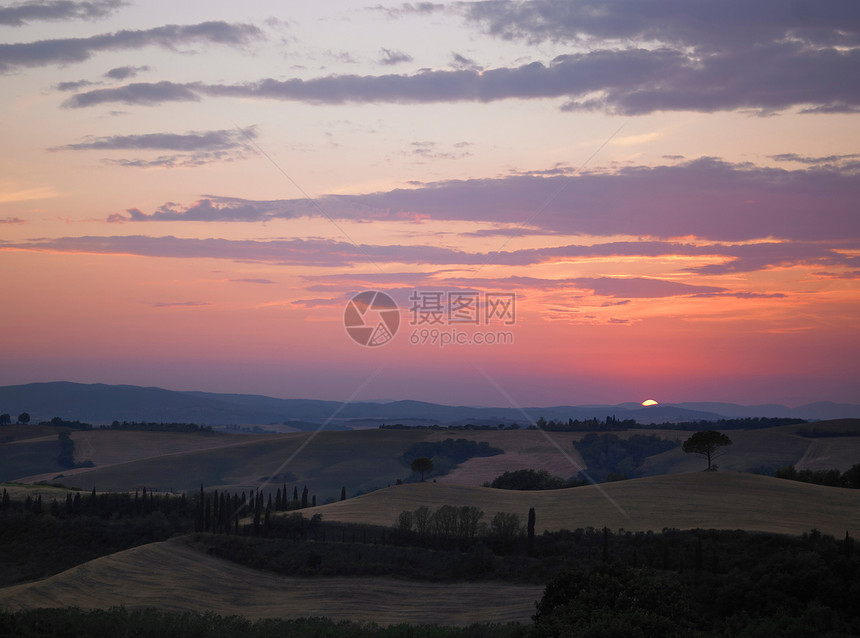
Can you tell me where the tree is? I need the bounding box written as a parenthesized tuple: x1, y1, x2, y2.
(682, 430, 732, 470)
(340, 486, 346, 501)
(0, 413, 10, 426)
(410, 457, 434, 481)
(843, 463, 860, 489)
(527, 507, 536, 555)
(17, 412, 30, 425)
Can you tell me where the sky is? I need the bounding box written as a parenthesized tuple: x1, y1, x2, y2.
(1, 0, 859, 408)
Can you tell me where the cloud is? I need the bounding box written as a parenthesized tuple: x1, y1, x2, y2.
(442, 275, 727, 298)
(3, 231, 854, 292)
(0, 21, 262, 72)
(107, 158, 860, 243)
(371, 2, 446, 18)
(230, 278, 276, 284)
(151, 301, 210, 308)
(0, 0, 124, 26)
(770, 152, 860, 165)
(54, 79, 96, 91)
(409, 140, 472, 160)
(63, 81, 202, 107)
(450, 52, 482, 70)
(52, 127, 256, 152)
(62, 45, 860, 114)
(378, 47, 413, 65)
(460, 0, 860, 51)
(0, 217, 26, 224)
(103, 151, 247, 169)
(104, 64, 150, 80)
(50, 127, 257, 169)
(686, 241, 859, 275)
(812, 270, 860, 280)
(59, 1, 860, 115)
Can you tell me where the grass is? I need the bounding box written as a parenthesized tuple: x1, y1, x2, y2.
(0, 538, 543, 626)
(296, 471, 860, 538)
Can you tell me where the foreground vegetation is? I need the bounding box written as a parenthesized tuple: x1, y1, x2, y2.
(0, 608, 520, 638)
(2, 477, 860, 635)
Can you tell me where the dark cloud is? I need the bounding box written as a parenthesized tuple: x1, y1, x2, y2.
(450, 52, 482, 70)
(686, 241, 859, 275)
(50, 127, 256, 169)
(812, 270, 860, 280)
(59, 1, 858, 114)
(442, 275, 726, 298)
(770, 152, 860, 165)
(461, 0, 860, 51)
(63, 81, 202, 107)
(52, 127, 256, 152)
(104, 64, 149, 80)
(7, 230, 850, 280)
(379, 47, 413, 65)
(54, 79, 96, 91)
(0, 0, 124, 26)
(108, 159, 860, 243)
(62, 41, 860, 114)
(0, 217, 26, 224)
(0, 21, 262, 72)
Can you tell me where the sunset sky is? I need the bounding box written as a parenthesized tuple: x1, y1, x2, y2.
(1, 0, 859, 408)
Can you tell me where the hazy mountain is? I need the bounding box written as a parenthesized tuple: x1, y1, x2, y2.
(0, 382, 857, 428)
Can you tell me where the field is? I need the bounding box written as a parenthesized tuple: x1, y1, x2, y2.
(297, 471, 860, 538)
(7, 421, 859, 499)
(2, 420, 860, 629)
(0, 538, 542, 625)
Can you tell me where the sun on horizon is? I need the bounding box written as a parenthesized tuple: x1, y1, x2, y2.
(641, 399, 659, 406)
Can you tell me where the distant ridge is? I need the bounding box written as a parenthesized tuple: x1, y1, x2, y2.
(0, 381, 857, 427)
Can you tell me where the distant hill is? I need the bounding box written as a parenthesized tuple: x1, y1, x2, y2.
(0, 381, 857, 427)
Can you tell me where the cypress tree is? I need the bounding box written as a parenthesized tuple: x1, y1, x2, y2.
(253, 491, 262, 534)
(301, 486, 308, 508)
(341, 487, 346, 501)
(527, 507, 536, 555)
(602, 526, 609, 562)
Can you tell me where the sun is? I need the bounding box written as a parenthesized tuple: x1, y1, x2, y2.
(641, 399, 659, 406)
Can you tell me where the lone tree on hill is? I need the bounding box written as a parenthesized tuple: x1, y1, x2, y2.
(683, 430, 732, 470)
(17, 412, 30, 425)
(411, 457, 434, 482)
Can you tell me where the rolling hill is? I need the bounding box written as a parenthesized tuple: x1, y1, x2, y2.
(6, 420, 860, 498)
(297, 472, 860, 538)
(0, 538, 542, 625)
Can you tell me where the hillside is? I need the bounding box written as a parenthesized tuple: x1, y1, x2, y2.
(6, 421, 860, 498)
(0, 538, 542, 625)
(297, 472, 860, 538)
(3, 382, 858, 427)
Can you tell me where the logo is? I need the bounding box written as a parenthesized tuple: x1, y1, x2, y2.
(344, 290, 400, 347)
